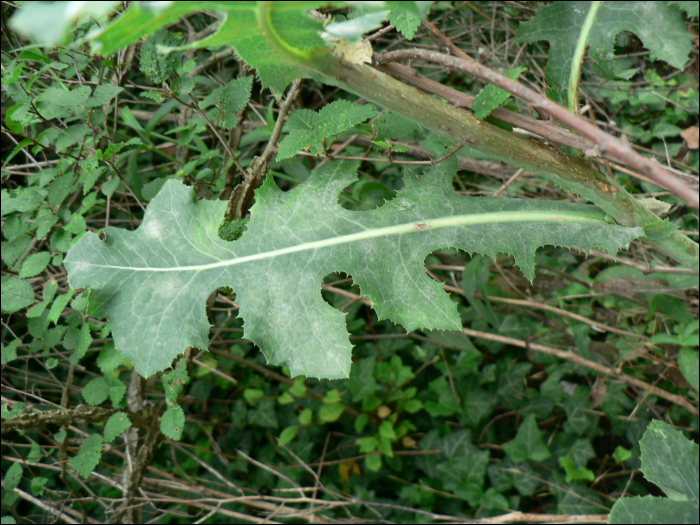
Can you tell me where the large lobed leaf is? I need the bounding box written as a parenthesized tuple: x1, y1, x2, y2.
(65, 159, 643, 380)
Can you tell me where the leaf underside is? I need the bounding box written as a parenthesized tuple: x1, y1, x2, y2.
(64, 159, 642, 379)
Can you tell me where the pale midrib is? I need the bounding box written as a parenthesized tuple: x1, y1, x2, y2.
(87, 210, 605, 272)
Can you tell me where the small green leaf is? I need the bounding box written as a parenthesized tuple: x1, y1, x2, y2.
(323, 389, 342, 403)
(65, 323, 93, 364)
(319, 401, 345, 422)
(64, 214, 87, 235)
(3, 462, 23, 491)
(18, 251, 52, 278)
(288, 377, 306, 397)
(559, 456, 595, 483)
(141, 90, 164, 102)
(503, 414, 551, 463)
(279, 425, 298, 445)
(1, 276, 35, 314)
(139, 29, 183, 83)
(244, 388, 264, 403)
(83, 377, 109, 406)
(161, 405, 185, 440)
(298, 408, 312, 426)
(365, 454, 382, 472)
(473, 66, 528, 119)
(104, 374, 127, 405)
(678, 348, 699, 392)
(30, 476, 49, 497)
(357, 436, 379, 453)
(379, 420, 398, 441)
(103, 412, 132, 442)
(277, 100, 379, 160)
(27, 279, 58, 318)
(403, 398, 423, 413)
(362, 395, 382, 412)
(278, 392, 295, 405)
(96, 341, 123, 374)
(1, 339, 21, 365)
(377, 438, 394, 457)
(69, 434, 103, 478)
(47, 291, 73, 324)
(5, 103, 27, 133)
(86, 84, 124, 108)
(355, 412, 369, 433)
(613, 446, 632, 464)
(36, 86, 91, 108)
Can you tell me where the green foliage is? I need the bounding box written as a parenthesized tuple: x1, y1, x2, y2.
(473, 66, 528, 119)
(277, 100, 379, 160)
(68, 434, 103, 479)
(516, 1, 694, 105)
(609, 421, 699, 524)
(139, 29, 184, 83)
(103, 412, 132, 443)
(2, 2, 697, 523)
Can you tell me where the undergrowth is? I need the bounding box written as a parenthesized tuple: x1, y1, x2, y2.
(1, 2, 698, 523)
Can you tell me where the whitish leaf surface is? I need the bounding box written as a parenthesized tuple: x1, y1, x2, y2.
(64, 159, 642, 380)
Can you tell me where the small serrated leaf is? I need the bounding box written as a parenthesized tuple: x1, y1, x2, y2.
(83, 377, 109, 406)
(103, 412, 132, 442)
(473, 67, 528, 119)
(140, 29, 183, 83)
(2, 277, 36, 314)
(277, 101, 378, 160)
(68, 434, 103, 479)
(161, 405, 185, 440)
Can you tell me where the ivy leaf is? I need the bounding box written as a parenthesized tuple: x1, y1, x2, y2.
(503, 413, 552, 463)
(64, 158, 642, 380)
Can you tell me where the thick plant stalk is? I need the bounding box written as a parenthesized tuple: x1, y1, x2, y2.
(311, 53, 699, 270)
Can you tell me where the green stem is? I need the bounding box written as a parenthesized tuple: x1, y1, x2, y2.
(569, 1, 601, 114)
